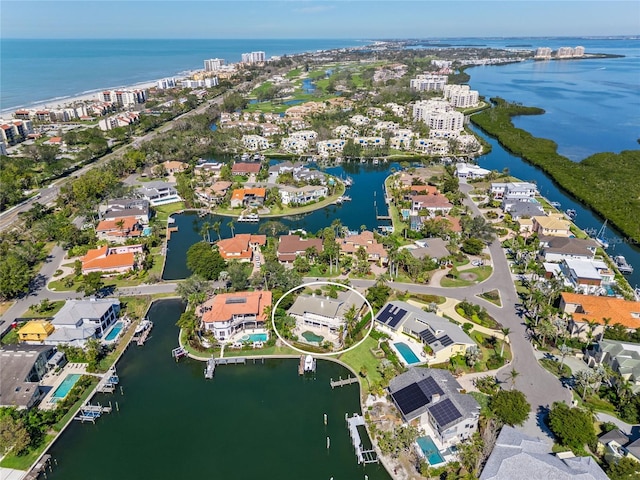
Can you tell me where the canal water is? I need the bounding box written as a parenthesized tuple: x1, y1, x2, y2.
(162, 161, 397, 280)
(47, 299, 391, 480)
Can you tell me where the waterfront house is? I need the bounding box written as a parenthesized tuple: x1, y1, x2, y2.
(161, 160, 188, 174)
(230, 187, 266, 208)
(194, 161, 224, 178)
(503, 201, 545, 220)
(411, 193, 453, 217)
(560, 292, 640, 340)
(586, 339, 640, 393)
(407, 238, 451, 261)
(194, 181, 232, 205)
(490, 182, 538, 200)
(339, 230, 388, 264)
(216, 234, 266, 262)
(81, 245, 143, 275)
(95, 216, 143, 243)
(538, 236, 598, 262)
(455, 162, 490, 180)
(480, 425, 608, 480)
(45, 298, 121, 347)
(197, 291, 272, 342)
(388, 368, 480, 448)
(17, 320, 55, 344)
(277, 235, 323, 263)
(559, 258, 613, 294)
(136, 181, 181, 206)
(231, 161, 262, 176)
(375, 301, 475, 364)
(241, 134, 269, 151)
(99, 198, 150, 224)
(288, 290, 365, 334)
(532, 214, 572, 237)
(278, 185, 328, 206)
(0, 344, 56, 409)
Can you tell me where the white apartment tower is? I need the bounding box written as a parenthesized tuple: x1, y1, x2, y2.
(410, 74, 448, 92)
(413, 99, 464, 137)
(534, 47, 552, 59)
(443, 85, 479, 108)
(241, 51, 266, 64)
(204, 58, 225, 71)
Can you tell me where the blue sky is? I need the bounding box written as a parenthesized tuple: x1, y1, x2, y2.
(1, 1, 638, 39)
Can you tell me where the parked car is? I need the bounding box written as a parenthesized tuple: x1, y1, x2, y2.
(472, 260, 483, 266)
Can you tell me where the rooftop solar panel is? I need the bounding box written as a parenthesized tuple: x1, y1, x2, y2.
(391, 383, 429, 416)
(420, 329, 437, 345)
(387, 307, 406, 328)
(429, 398, 461, 427)
(376, 304, 395, 324)
(440, 335, 454, 347)
(375, 304, 406, 328)
(417, 376, 444, 398)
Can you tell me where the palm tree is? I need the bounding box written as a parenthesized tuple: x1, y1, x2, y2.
(500, 327, 510, 358)
(212, 221, 221, 241)
(601, 317, 611, 340)
(508, 368, 520, 390)
(558, 344, 570, 373)
(200, 221, 211, 243)
(227, 220, 235, 238)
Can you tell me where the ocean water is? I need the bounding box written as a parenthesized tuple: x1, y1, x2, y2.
(0, 38, 368, 111)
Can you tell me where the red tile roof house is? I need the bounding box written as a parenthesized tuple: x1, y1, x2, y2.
(411, 193, 454, 217)
(277, 235, 323, 263)
(229, 188, 266, 208)
(81, 245, 144, 275)
(216, 234, 266, 261)
(340, 230, 389, 264)
(95, 217, 143, 243)
(197, 290, 272, 342)
(231, 161, 262, 176)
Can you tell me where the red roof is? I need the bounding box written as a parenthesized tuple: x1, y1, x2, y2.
(198, 291, 272, 324)
(231, 162, 261, 174)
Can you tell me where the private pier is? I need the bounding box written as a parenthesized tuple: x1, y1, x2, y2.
(346, 414, 379, 464)
(330, 376, 359, 388)
(204, 357, 216, 378)
(172, 346, 188, 360)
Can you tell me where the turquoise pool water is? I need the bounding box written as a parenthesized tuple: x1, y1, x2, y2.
(241, 333, 268, 342)
(394, 342, 421, 365)
(142, 227, 152, 236)
(104, 321, 124, 341)
(52, 374, 82, 400)
(417, 436, 445, 465)
(301, 331, 324, 343)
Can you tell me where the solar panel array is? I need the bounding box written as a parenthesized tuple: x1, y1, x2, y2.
(418, 376, 444, 397)
(420, 329, 437, 345)
(225, 297, 247, 304)
(440, 335, 454, 347)
(429, 398, 461, 427)
(391, 383, 428, 416)
(376, 304, 407, 328)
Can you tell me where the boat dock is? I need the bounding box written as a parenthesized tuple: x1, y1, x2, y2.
(298, 355, 305, 375)
(95, 368, 119, 393)
(24, 454, 53, 480)
(346, 414, 379, 464)
(615, 255, 634, 275)
(237, 214, 259, 222)
(132, 319, 153, 346)
(74, 402, 113, 423)
(215, 357, 247, 365)
(330, 376, 359, 388)
(172, 346, 188, 360)
(204, 357, 216, 379)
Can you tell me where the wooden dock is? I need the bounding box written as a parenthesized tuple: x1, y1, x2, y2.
(298, 355, 305, 375)
(205, 357, 216, 379)
(136, 327, 151, 346)
(346, 414, 379, 464)
(24, 454, 53, 480)
(215, 357, 246, 365)
(172, 346, 188, 360)
(330, 376, 359, 388)
(376, 215, 391, 220)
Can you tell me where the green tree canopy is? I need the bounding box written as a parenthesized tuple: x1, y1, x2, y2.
(0, 253, 31, 299)
(489, 389, 530, 426)
(547, 402, 596, 451)
(186, 242, 227, 280)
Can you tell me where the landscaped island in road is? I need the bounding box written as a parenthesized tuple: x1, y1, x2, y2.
(471, 97, 640, 244)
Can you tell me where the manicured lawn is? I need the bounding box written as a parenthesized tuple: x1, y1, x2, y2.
(20, 300, 65, 318)
(476, 289, 502, 306)
(0, 434, 55, 470)
(0, 300, 14, 316)
(338, 336, 384, 394)
(1, 327, 19, 345)
(154, 201, 185, 223)
(440, 266, 493, 287)
(539, 358, 572, 378)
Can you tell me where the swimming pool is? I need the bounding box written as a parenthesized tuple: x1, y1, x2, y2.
(51, 374, 82, 401)
(241, 333, 268, 342)
(104, 321, 124, 341)
(301, 331, 324, 343)
(417, 436, 445, 465)
(394, 342, 421, 365)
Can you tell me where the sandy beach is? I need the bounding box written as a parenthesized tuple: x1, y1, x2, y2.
(2, 79, 163, 116)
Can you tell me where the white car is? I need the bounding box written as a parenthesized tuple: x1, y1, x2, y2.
(472, 260, 483, 266)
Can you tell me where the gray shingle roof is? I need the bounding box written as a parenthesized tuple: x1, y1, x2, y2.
(480, 425, 609, 480)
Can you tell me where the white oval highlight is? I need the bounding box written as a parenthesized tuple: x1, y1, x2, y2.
(271, 280, 375, 356)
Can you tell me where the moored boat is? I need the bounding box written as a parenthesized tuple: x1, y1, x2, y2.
(614, 255, 634, 274)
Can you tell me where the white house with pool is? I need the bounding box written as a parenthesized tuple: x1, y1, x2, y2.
(388, 368, 480, 461)
(375, 301, 475, 366)
(44, 298, 121, 347)
(197, 291, 272, 343)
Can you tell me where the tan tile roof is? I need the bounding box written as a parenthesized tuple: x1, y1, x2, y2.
(231, 188, 266, 202)
(217, 234, 266, 259)
(561, 292, 640, 329)
(231, 162, 261, 174)
(96, 217, 139, 233)
(277, 235, 323, 261)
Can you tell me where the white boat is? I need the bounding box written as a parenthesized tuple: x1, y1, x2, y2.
(565, 209, 577, 219)
(549, 201, 561, 208)
(614, 255, 634, 274)
(135, 319, 152, 335)
(304, 355, 315, 372)
(595, 220, 609, 249)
